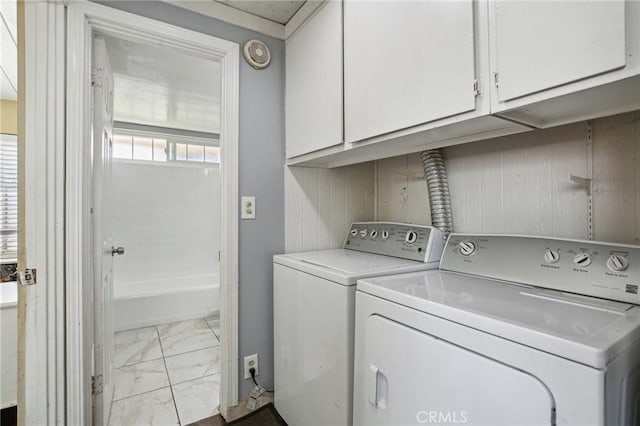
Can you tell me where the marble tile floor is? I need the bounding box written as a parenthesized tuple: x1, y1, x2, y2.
(108, 316, 222, 426)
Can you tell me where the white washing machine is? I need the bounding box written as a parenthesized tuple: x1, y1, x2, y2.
(273, 222, 445, 426)
(354, 234, 640, 426)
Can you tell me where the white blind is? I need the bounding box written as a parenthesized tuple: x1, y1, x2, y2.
(0, 134, 18, 261)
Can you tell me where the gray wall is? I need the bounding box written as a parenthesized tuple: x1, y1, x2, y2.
(97, 0, 285, 400)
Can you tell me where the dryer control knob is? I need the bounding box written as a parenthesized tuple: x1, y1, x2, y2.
(544, 249, 560, 264)
(370, 230, 378, 238)
(607, 255, 628, 272)
(458, 241, 476, 256)
(574, 253, 592, 267)
(350, 229, 358, 237)
(360, 229, 368, 237)
(381, 230, 389, 240)
(405, 231, 418, 244)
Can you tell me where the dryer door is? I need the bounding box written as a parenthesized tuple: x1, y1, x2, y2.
(356, 315, 555, 426)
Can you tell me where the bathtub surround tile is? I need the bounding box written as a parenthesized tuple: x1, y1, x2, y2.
(158, 319, 219, 357)
(113, 358, 170, 400)
(114, 327, 163, 367)
(172, 375, 221, 425)
(108, 387, 179, 426)
(165, 346, 221, 385)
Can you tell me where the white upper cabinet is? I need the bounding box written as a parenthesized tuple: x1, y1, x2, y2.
(492, 1, 625, 102)
(285, 1, 343, 159)
(343, 0, 478, 144)
(489, 0, 640, 127)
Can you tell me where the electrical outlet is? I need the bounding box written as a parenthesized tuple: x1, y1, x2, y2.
(244, 353, 259, 379)
(241, 196, 256, 220)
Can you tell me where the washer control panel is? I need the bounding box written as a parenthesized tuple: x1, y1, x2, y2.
(441, 234, 640, 304)
(344, 222, 445, 263)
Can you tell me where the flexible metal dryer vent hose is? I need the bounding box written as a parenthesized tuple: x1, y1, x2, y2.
(420, 149, 454, 236)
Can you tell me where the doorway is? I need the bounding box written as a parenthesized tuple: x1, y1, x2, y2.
(65, 3, 240, 424)
(94, 32, 224, 424)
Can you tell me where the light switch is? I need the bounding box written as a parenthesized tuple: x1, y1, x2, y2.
(241, 196, 256, 219)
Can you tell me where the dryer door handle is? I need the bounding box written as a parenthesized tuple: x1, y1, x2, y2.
(368, 364, 379, 407)
(368, 364, 388, 409)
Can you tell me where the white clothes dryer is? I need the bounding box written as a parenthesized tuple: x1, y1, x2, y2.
(354, 234, 640, 426)
(273, 222, 445, 426)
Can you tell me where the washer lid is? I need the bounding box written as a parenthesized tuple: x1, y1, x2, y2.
(358, 270, 640, 368)
(273, 249, 438, 286)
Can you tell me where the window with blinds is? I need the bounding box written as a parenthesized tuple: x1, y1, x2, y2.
(0, 134, 18, 261)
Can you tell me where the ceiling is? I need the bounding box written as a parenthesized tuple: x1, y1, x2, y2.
(215, 0, 306, 24)
(104, 36, 221, 134)
(0, 0, 17, 101)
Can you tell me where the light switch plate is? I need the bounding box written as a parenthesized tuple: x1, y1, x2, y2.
(241, 196, 256, 219)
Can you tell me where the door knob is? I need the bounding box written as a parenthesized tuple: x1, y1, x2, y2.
(111, 246, 125, 256)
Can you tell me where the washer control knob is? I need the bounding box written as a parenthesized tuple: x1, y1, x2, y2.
(370, 230, 378, 238)
(360, 229, 368, 237)
(405, 231, 418, 244)
(607, 255, 629, 272)
(574, 253, 592, 267)
(350, 229, 358, 237)
(544, 249, 560, 264)
(458, 241, 476, 256)
(381, 230, 389, 240)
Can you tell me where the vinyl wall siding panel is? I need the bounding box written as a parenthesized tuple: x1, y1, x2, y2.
(284, 163, 375, 253)
(592, 111, 640, 244)
(375, 115, 640, 242)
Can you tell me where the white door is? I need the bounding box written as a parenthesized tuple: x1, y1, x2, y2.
(491, 0, 626, 102)
(92, 35, 116, 425)
(355, 315, 554, 426)
(344, 0, 477, 143)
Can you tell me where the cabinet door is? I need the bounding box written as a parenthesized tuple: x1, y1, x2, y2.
(355, 315, 554, 426)
(491, 0, 626, 103)
(344, 0, 477, 143)
(286, 1, 343, 158)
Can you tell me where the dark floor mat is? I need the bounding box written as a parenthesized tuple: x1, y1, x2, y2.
(1, 405, 17, 426)
(226, 403, 287, 426)
(188, 403, 287, 426)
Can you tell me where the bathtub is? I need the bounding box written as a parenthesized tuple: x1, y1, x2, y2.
(1, 281, 17, 409)
(113, 273, 219, 331)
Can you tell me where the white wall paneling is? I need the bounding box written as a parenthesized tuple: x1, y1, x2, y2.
(284, 163, 375, 253)
(376, 154, 431, 226)
(376, 111, 640, 244)
(592, 111, 640, 245)
(377, 123, 588, 238)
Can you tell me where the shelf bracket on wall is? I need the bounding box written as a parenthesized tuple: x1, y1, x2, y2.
(569, 174, 592, 196)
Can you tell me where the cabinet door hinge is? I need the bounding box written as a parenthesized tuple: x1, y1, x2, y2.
(493, 72, 499, 88)
(91, 66, 104, 88)
(473, 79, 480, 97)
(17, 269, 37, 286)
(92, 375, 103, 395)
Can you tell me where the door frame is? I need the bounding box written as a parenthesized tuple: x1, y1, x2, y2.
(18, 1, 67, 424)
(65, 1, 240, 423)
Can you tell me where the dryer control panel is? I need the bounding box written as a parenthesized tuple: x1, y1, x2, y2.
(441, 234, 640, 304)
(344, 222, 444, 263)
